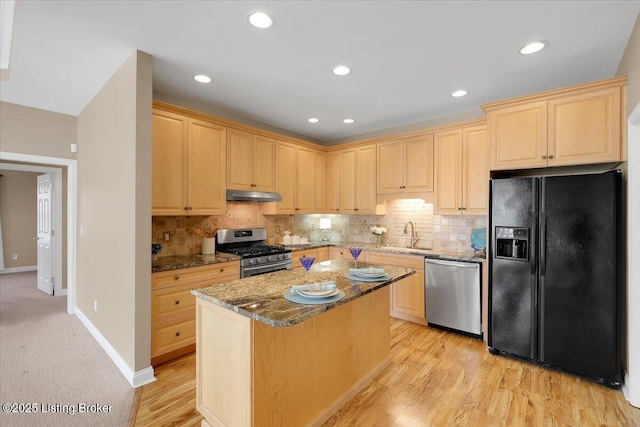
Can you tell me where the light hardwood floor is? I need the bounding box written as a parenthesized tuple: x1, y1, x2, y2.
(135, 318, 640, 426)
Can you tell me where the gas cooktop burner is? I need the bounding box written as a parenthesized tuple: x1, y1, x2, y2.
(222, 245, 288, 258)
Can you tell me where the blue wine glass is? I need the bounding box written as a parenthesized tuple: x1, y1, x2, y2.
(299, 256, 315, 284)
(349, 247, 363, 269)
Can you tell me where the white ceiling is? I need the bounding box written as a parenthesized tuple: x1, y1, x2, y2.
(2, 1, 639, 143)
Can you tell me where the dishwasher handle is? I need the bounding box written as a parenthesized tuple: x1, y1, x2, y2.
(424, 259, 479, 269)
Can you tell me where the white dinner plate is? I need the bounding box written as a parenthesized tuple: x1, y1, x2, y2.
(297, 288, 340, 298)
(351, 268, 387, 278)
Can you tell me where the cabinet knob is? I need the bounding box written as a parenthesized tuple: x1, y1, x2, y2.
(295, 208, 300, 211)
(175, 332, 181, 337)
(541, 155, 547, 159)
(175, 300, 180, 305)
(188, 206, 193, 210)
(460, 207, 467, 210)
(174, 275, 180, 280)
(220, 268, 224, 273)
(548, 155, 554, 160)
(184, 207, 189, 210)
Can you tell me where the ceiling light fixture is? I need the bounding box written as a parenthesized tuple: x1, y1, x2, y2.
(451, 90, 468, 97)
(520, 41, 546, 55)
(343, 119, 355, 124)
(248, 12, 274, 29)
(332, 65, 351, 76)
(194, 74, 212, 83)
(308, 118, 319, 123)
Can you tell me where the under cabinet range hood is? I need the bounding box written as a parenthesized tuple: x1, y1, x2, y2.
(226, 189, 282, 202)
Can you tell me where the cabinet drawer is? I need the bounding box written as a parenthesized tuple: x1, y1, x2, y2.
(152, 283, 197, 322)
(151, 315, 196, 358)
(365, 251, 424, 270)
(328, 247, 356, 260)
(152, 261, 240, 290)
(291, 248, 317, 268)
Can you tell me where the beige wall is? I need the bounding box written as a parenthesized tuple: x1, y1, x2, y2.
(618, 13, 640, 114)
(0, 102, 77, 159)
(77, 50, 152, 373)
(0, 170, 38, 268)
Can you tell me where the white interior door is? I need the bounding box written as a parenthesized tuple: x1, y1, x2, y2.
(37, 173, 54, 295)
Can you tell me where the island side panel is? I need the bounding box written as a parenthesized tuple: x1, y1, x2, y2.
(197, 298, 253, 427)
(252, 288, 391, 427)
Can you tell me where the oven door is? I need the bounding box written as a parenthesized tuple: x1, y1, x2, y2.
(242, 259, 292, 278)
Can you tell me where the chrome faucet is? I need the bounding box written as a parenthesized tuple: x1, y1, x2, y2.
(404, 221, 419, 248)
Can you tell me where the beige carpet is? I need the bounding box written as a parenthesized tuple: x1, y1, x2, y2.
(0, 272, 135, 427)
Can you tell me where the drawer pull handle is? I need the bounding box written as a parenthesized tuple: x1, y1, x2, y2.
(174, 275, 179, 280)
(175, 300, 180, 305)
(175, 332, 181, 337)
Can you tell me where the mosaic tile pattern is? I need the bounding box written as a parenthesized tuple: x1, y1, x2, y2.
(433, 215, 487, 250)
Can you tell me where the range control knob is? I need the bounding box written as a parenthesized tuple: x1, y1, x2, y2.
(277, 254, 284, 260)
(268, 255, 275, 262)
(247, 258, 255, 265)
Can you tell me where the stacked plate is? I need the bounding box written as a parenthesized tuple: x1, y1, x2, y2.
(284, 281, 345, 304)
(346, 267, 392, 282)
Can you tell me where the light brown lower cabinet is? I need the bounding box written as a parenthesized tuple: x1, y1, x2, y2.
(151, 261, 240, 365)
(365, 251, 426, 325)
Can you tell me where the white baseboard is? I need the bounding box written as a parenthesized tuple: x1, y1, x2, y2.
(75, 307, 156, 388)
(0, 265, 37, 274)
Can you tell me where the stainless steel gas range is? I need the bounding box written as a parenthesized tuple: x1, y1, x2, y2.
(216, 228, 292, 278)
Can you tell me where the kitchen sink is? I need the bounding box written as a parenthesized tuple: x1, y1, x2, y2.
(378, 246, 434, 255)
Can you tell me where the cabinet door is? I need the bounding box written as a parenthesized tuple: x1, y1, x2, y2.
(188, 119, 226, 215)
(315, 151, 326, 213)
(434, 130, 462, 215)
(152, 110, 188, 215)
(316, 247, 329, 262)
(404, 134, 434, 192)
(339, 149, 357, 213)
(326, 152, 340, 213)
(548, 87, 621, 166)
(291, 248, 318, 268)
(376, 140, 403, 193)
(391, 269, 426, 320)
(463, 125, 488, 215)
(355, 145, 376, 214)
(488, 100, 548, 170)
(227, 129, 254, 191)
(296, 146, 316, 213)
(254, 135, 275, 191)
(275, 141, 296, 213)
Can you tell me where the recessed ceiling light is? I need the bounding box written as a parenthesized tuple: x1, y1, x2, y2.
(194, 74, 212, 83)
(451, 90, 468, 97)
(248, 12, 274, 29)
(308, 118, 319, 123)
(520, 41, 545, 55)
(332, 65, 351, 76)
(343, 119, 355, 124)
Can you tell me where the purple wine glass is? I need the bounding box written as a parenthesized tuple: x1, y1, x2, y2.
(349, 247, 363, 269)
(299, 256, 315, 284)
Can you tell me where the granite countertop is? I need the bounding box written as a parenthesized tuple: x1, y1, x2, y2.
(288, 242, 485, 263)
(152, 253, 241, 273)
(192, 259, 414, 327)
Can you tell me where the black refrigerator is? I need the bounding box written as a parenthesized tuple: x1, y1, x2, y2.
(488, 170, 622, 388)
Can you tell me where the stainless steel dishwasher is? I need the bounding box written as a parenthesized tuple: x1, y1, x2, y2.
(424, 259, 481, 338)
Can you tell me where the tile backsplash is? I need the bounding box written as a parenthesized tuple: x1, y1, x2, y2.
(152, 200, 486, 257)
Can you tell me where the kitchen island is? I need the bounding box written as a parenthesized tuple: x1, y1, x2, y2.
(192, 259, 414, 427)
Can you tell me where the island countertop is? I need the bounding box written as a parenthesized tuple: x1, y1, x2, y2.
(192, 258, 414, 327)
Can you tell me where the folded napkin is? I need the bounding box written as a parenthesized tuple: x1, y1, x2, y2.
(349, 268, 386, 275)
(291, 281, 337, 292)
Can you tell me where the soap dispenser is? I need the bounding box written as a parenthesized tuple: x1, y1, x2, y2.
(282, 231, 292, 245)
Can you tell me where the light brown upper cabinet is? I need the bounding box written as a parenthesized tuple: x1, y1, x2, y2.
(434, 123, 488, 216)
(326, 152, 340, 213)
(226, 128, 275, 192)
(152, 108, 226, 215)
(315, 151, 326, 213)
(483, 76, 626, 170)
(274, 141, 317, 214)
(377, 134, 434, 194)
(338, 145, 377, 214)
